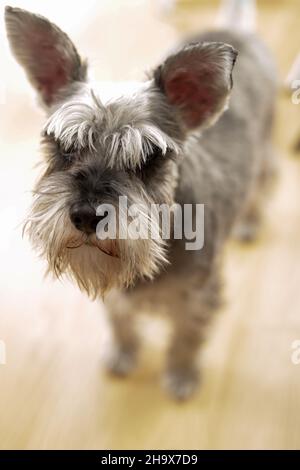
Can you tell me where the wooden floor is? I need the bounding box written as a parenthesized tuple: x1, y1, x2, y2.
(1, 0, 300, 450)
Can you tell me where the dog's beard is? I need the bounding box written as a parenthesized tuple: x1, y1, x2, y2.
(24, 176, 168, 298)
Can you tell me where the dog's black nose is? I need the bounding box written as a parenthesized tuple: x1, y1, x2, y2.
(70, 202, 103, 234)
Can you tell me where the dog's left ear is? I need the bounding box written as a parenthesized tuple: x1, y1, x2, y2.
(154, 42, 237, 130)
(5, 6, 87, 107)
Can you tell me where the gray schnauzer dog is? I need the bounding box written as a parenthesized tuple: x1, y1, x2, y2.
(5, 1, 276, 399)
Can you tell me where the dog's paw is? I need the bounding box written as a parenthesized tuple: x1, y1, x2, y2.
(103, 345, 137, 377)
(163, 368, 199, 401)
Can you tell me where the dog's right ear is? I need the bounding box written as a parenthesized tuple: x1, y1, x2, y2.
(5, 6, 87, 108)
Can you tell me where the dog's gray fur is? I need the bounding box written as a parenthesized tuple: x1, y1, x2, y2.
(5, 5, 277, 399)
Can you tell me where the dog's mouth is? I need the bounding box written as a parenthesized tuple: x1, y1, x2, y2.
(66, 234, 119, 258)
(88, 237, 119, 258)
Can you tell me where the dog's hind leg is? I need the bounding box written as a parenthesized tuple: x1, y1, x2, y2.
(233, 108, 277, 243)
(233, 151, 276, 243)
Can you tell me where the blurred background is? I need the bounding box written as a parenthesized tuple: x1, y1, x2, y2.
(1, 0, 300, 450)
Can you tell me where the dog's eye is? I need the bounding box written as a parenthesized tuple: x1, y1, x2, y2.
(46, 134, 78, 162)
(61, 149, 76, 162)
(144, 146, 164, 166)
(59, 143, 78, 165)
(137, 146, 170, 179)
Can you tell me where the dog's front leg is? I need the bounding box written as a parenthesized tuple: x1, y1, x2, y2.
(103, 291, 139, 377)
(163, 271, 221, 400)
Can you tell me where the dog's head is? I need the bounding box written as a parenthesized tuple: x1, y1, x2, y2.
(5, 6, 236, 297)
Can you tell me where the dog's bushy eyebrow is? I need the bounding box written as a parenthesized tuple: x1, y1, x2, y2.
(103, 124, 179, 170)
(44, 87, 180, 169)
(44, 90, 104, 152)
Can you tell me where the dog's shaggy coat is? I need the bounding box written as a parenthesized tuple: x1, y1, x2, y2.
(5, 3, 277, 398)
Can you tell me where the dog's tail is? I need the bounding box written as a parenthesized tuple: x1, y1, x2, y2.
(215, 0, 257, 33)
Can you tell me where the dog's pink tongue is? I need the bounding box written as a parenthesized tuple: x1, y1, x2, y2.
(98, 239, 119, 257)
